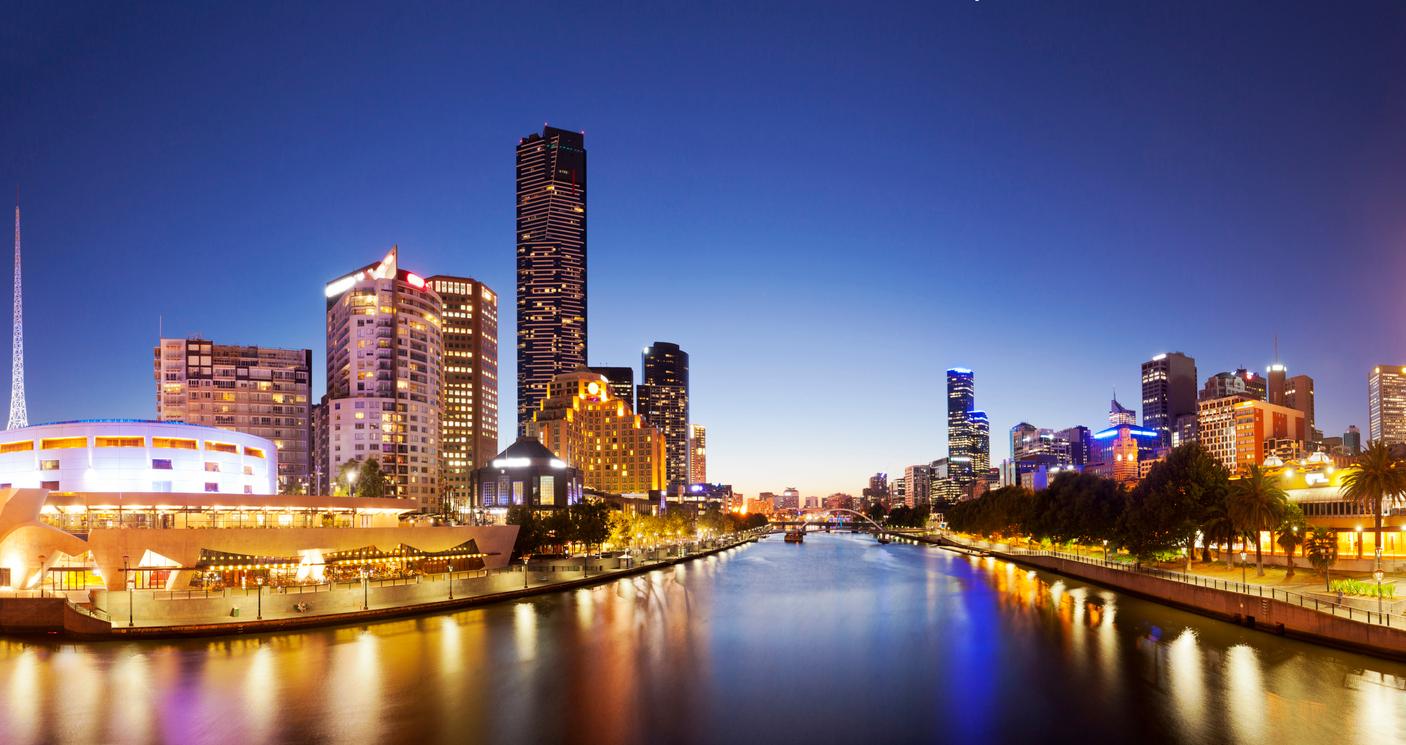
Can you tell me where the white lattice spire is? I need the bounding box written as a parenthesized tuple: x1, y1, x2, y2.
(8, 191, 26, 430)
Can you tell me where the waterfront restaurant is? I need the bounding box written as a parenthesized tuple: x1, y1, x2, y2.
(0, 421, 517, 592)
(1255, 452, 1406, 568)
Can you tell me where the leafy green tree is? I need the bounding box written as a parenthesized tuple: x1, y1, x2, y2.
(572, 501, 612, 554)
(1339, 440, 1406, 570)
(334, 459, 361, 496)
(1275, 502, 1308, 579)
(1122, 444, 1229, 568)
(506, 505, 545, 557)
(1304, 528, 1340, 590)
(864, 502, 887, 525)
(356, 458, 392, 498)
(1227, 465, 1287, 577)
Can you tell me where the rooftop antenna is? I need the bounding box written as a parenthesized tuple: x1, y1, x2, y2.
(8, 187, 27, 429)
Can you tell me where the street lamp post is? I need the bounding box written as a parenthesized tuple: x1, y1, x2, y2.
(448, 560, 454, 601)
(522, 555, 530, 590)
(1102, 539, 1108, 563)
(361, 560, 369, 611)
(1375, 568, 1385, 617)
(347, 469, 359, 498)
(1240, 550, 1248, 586)
(256, 577, 264, 620)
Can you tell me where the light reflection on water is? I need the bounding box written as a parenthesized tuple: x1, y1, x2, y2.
(0, 534, 1403, 744)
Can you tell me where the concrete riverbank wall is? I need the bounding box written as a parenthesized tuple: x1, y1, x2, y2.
(915, 534, 1406, 661)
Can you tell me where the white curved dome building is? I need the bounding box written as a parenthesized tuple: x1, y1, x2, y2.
(0, 420, 278, 495)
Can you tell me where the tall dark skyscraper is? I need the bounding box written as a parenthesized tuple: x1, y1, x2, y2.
(638, 342, 689, 489)
(516, 126, 587, 435)
(946, 368, 988, 489)
(1141, 351, 1197, 447)
(586, 365, 635, 410)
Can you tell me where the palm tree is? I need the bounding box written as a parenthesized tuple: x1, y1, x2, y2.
(1339, 440, 1406, 572)
(1227, 465, 1288, 577)
(1275, 502, 1308, 579)
(1200, 502, 1237, 568)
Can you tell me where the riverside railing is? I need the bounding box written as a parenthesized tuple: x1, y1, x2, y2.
(941, 534, 1402, 630)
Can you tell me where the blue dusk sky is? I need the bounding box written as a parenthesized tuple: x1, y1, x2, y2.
(2, 2, 1405, 497)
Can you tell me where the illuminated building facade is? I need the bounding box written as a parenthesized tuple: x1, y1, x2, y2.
(154, 338, 311, 492)
(947, 368, 989, 492)
(1198, 394, 1253, 468)
(637, 342, 690, 489)
(1368, 365, 1406, 446)
(323, 248, 443, 511)
(532, 372, 666, 495)
(1089, 422, 1159, 485)
(1232, 399, 1306, 473)
(1141, 352, 1197, 447)
(689, 423, 706, 484)
(425, 276, 499, 512)
(516, 126, 587, 435)
(0, 420, 276, 494)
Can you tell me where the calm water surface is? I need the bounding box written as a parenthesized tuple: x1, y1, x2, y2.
(2, 533, 1405, 744)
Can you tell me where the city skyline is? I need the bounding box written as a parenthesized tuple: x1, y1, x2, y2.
(4, 3, 1406, 497)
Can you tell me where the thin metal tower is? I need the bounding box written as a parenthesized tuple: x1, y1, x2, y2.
(8, 192, 27, 430)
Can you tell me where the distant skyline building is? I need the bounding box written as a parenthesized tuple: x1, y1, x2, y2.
(1284, 373, 1315, 440)
(637, 342, 690, 489)
(1267, 363, 1288, 406)
(689, 424, 706, 484)
(586, 365, 634, 409)
(1141, 352, 1197, 447)
(425, 276, 499, 512)
(1108, 397, 1137, 426)
(322, 248, 443, 510)
(1368, 365, 1406, 446)
(516, 126, 588, 435)
(1343, 425, 1362, 454)
(154, 337, 312, 492)
(1055, 425, 1093, 467)
(947, 368, 990, 491)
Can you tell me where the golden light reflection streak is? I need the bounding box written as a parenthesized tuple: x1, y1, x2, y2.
(109, 649, 154, 744)
(52, 646, 101, 745)
(5, 648, 39, 745)
(1166, 628, 1207, 742)
(1224, 645, 1265, 744)
(323, 631, 383, 745)
(1354, 668, 1406, 744)
(1094, 591, 1118, 685)
(514, 602, 538, 662)
(243, 645, 275, 744)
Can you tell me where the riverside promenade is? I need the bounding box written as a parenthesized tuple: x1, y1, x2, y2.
(902, 530, 1406, 661)
(0, 533, 762, 639)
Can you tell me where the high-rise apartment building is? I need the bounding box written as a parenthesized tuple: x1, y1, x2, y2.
(689, 424, 706, 484)
(516, 126, 587, 435)
(425, 276, 499, 512)
(637, 342, 690, 489)
(1141, 352, 1197, 447)
(323, 248, 443, 510)
(1369, 365, 1406, 446)
(154, 338, 311, 492)
(1198, 394, 1253, 468)
(531, 371, 666, 495)
(586, 366, 634, 409)
(1284, 373, 1315, 440)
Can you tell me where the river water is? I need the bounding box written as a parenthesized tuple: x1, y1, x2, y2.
(1, 532, 1404, 744)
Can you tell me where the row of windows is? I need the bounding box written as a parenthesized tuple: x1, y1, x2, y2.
(0, 437, 264, 457)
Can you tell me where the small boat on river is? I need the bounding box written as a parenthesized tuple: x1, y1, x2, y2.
(784, 529, 805, 544)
